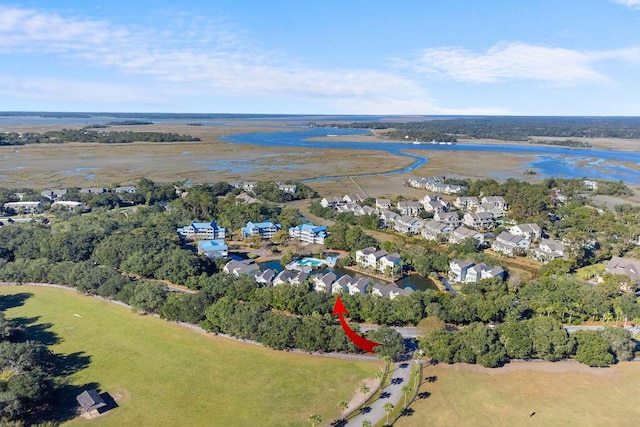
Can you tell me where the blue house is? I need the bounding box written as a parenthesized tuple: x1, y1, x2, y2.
(288, 222, 328, 244)
(242, 221, 281, 239)
(177, 221, 226, 240)
(197, 239, 229, 258)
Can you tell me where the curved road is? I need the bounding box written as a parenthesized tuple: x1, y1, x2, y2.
(345, 361, 413, 427)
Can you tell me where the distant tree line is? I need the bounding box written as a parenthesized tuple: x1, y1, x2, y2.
(323, 116, 640, 141)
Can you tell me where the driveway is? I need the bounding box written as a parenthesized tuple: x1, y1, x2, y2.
(345, 361, 413, 427)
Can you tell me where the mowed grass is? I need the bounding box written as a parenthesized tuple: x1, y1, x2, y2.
(397, 361, 640, 427)
(0, 286, 378, 426)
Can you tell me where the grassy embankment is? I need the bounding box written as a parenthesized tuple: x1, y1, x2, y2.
(0, 285, 378, 426)
(397, 361, 640, 427)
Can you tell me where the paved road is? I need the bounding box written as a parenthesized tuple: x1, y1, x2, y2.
(345, 361, 413, 427)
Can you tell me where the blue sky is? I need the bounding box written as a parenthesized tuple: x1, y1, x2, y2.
(1, 0, 640, 115)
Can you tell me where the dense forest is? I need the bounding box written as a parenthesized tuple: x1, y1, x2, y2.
(0, 129, 200, 146)
(319, 116, 640, 142)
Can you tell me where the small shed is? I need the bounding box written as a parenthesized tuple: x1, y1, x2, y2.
(76, 389, 106, 414)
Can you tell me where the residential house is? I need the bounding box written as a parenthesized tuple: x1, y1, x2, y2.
(177, 221, 226, 240)
(434, 211, 461, 228)
(313, 271, 337, 293)
(356, 247, 386, 269)
(242, 221, 281, 239)
(421, 220, 452, 241)
(76, 389, 106, 415)
(480, 196, 507, 210)
(379, 253, 402, 275)
(379, 210, 399, 227)
(197, 239, 229, 258)
(347, 277, 371, 295)
(422, 199, 449, 213)
(375, 199, 392, 210)
(449, 259, 474, 282)
(255, 268, 276, 286)
(354, 205, 378, 217)
(464, 263, 505, 283)
(337, 202, 360, 213)
(393, 215, 423, 234)
(115, 186, 137, 193)
(243, 182, 257, 192)
(277, 183, 297, 193)
(397, 201, 421, 216)
(51, 200, 86, 210)
(41, 189, 67, 201)
(236, 193, 260, 204)
(449, 226, 485, 245)
(332, 275, 353, 294)
(320, 197, 343, 208)
(2, 201, 42, 213)
(407, 176, 444, 189)
(440, 184, 466, 194)
(343, 194, 365, 204)
(491, 231, 530, 256)
(531, 238, 565, 263)
(223, 260, 260, 277)
(273, 270, 309, 286)
(80, 187, 108, 194)
(604, 256, 640, 285)
(583, 180, 598, 190)
(476, 202, 505, 219)
(289, 223, 328, 244)
(454, 196, 479, 210)
(388, 286, 414, 299)
(510, 223, 543, 242)
(463, 212, 494, 230)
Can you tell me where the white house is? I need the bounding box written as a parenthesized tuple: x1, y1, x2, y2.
(332, 275, 353, 294)
(397, 201, 421, 216)
(343, 194, 365, 204)
(354, 206, 378, 217)
(273, 270, 309, 286)
(422, 200, 449, 213)
(604, 256, 640, 285)
(41, 189, 67, 201)
(449, 259, 474, 282)
(197, 239, 229, 258)
(255, 268, 276, 286)
(379, 210, 399, 227)
(289, 223, 328, 244)
(583, 180, 598, 191)
(337, 202, 360, 213)
(531, 238, 566, 263)
(177, 221, 227, 240)
(313, 272, 337, 293)
(449, 226, 485, 245)
(242, 221, 281, 239)
(434, 211, 461, 228)
(277, 183, 297, 193)
(223, 260, 260, 277)
(421, 220, 452, 241)
(464, 263, 505, 283)
(375, 199, 392, 210)
(2, 201, 42, 213)
(347, 277, 371, 295)
(476, 202, 505, 219)
(393, 215, 423, 234)
(463, 212, 494, 230)
(51, 200, 86, 210)
(321, 197, 344, 208)
(379, 253, 402, 275)
(480, 196, 508, 210)
(454, 196, 479, 210)
(491, 231, 530, 256)
(510, 223, 543, 242)
(115, 186, 137, 194)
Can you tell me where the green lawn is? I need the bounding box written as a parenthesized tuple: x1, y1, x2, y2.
(397, 361, 640, 427)
(0, 285, 378, 426)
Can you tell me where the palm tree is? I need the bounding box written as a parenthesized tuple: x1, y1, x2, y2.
(401, 384, 411, 408)
(362, 420, 372, 427)
(308, 413, 321, 427)
(339, 400, 349, 421)
(359, 384, 370, 406)
(412, 369, 421, 388)
(383, 403, 394, 425)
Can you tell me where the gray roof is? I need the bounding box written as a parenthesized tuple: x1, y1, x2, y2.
(76, 389, 106, 412)
(451, 258, 474, 270)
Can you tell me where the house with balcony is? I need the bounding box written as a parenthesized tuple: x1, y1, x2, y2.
(379, 210, 399, 227)
(320, 197, 344, 208)
(393, 215, 423, 234)
(491, 231, 530, 256)
(288, 223, 328, 244)
(177, 221, 227, 240)
(454, 196, 479, 210)
(375, 199, 392, 210)
(449, 259, 475, 282)
(379, 253, 402, 275)
(449, 226, 485, 245)
(273, 270, 309, 286)
(480, 196, 508, 210)
(2, 201, 42, 213)
(255, 268, 276, 286)
(477, 202, 505, 219)
(531, 238, 566, 263)
(434, 211, 461, 228)
(397, 201, 421, 216)
(347, 277, 371, 295)
(510, 223, 543, 242)
(223, 260, 260, 277)
(242, 221, 281, 239)
(277, 183, 297, 193)
(464, 263, 505, 283)
(343, 194, 365, 204)
(332, 275, 354, 294)
(313, 271, 337, 293)
(463, 212, 494, 230)
(421, 220, 452, 241)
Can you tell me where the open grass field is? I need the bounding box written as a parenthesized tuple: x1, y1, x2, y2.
(0, 285, 378, 426)
(398, 361, 640, 427)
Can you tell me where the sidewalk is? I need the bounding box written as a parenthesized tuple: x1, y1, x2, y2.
(345, 362, 412, 427)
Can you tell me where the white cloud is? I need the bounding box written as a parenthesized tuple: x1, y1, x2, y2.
(611, 0, 640, 8)
(0, 5, 438, 113)
(398, 42, 612, 85)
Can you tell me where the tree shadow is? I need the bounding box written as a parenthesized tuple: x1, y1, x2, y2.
(330, 419, 347, 426)
(54, 351, 92, 377)
(425, 375, 438, 383)
(417, 391, 431, 400)
(360, 406, 372, 414)
(50, 381, 102, 423)
(379, 391, 391, 399)
(0, 292, 32, 310)
(401, 407, 415, 416)
(390, 377, 404, 385)
(10, 316, 61, 346)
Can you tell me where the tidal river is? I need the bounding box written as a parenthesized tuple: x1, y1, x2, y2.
(222, 127, 640, 183)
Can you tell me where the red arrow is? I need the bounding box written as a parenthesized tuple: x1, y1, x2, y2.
(332, 295, 383, 353)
